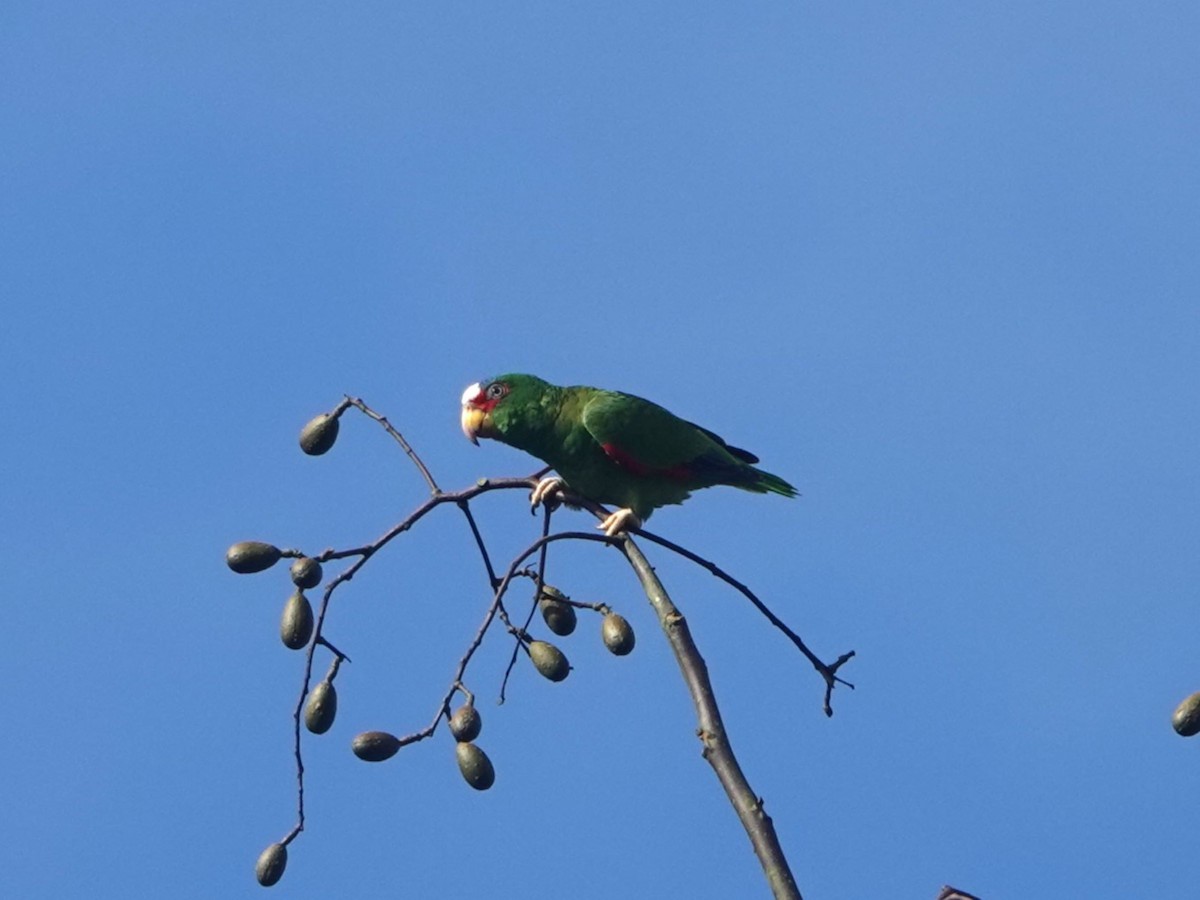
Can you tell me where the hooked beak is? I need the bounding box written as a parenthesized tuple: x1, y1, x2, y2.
(461, 407, 485, 445)
(460, 382, 485, 445)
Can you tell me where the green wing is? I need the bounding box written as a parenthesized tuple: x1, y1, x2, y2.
(577, 390, 796, 500)
(579, 391, 744, 476)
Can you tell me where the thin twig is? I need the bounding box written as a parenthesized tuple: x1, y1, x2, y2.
(547, 488, 854, 716)
(457, 499, 501, 589)
(632, 530, 854, 717)
(345, 395, 441, 494)
(500, 505, 555, 702)
(282, 474, 541, 844)
(378, 530, 615, 749)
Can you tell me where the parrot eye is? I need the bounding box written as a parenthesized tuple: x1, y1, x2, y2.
(486, 382, 507, 401)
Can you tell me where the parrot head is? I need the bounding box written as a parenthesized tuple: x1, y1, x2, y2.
(459, 378, 505, 445)
(460, 373, 550, 445)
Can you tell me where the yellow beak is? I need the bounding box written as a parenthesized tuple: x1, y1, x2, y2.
(461, 405, 486, 445)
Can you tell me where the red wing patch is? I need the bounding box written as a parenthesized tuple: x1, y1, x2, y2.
(600, 443, 693, 481)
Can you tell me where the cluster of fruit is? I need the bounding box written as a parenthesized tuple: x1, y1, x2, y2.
(230, 407, 643, 888)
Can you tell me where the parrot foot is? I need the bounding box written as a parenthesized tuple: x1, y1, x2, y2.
(598, 508, 642, 537)
(530, 476, 564, 512)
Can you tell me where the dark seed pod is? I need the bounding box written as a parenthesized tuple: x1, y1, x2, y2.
(448, 703, 482, 742)
(305, 681, 338, 734)
(455, 741, 495, 790)
(601, 613, 636, 656)
(289, 557, 322, 590)
(280, 592, 314, 650)
(352, 730, 402, 761)
(255, 842, 287, 887)
(1173, 692, 1200, 737)
(299, 413, 339, 456)
(539, 591, 577, 637)
(528, 640, 570, 682)
(226, 541, 282, 574)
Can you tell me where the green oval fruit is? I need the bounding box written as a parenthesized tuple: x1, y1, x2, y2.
(1173, 692, 1200, 737)
(226, 541, 282, 574)
(299, 413, 339, 456)
(448, 704, 482, 742)
(289, 557, 322, 590)
(455, 741, 495, 790)
(539, 594, 577, 637)
(352, 730, 402, 761)
(255, 842, 287, 887)
(601, 613, 635, 656)
(528, 640, 570, 682)
(280, 592, 314, 650)
(305, 681, 338, 734)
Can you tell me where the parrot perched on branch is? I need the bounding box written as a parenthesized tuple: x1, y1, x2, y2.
(460, 373, 797, 536)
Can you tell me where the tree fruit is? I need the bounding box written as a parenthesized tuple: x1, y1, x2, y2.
(280, 592, 314, 650)
(299, 413, 339, 455)
(1173, 692, 1200, 737)
(528, 640, 570, 682)
(601, 613, 635, 656)
(255, 842, 287, 886)
(289, 557, 322, 590)
(226, 541, 281, 574)
(352, 731, 402, 761)
(305, 681, 337, 734)
(539, 588, 577, 636)
(455, 742, 495, 790)
(448, 703, 482, 742)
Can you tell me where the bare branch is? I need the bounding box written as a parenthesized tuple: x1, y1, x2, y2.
(618, 534, 803, 900)
(500, 505, 556, 702)
(345, 395, 441, 494)
(383, 529, 616, 747)
(936, 888, 982, 900)
(542, 488, 855, 715)
(280, 474, 543, 845)
(456, 498, 501, 589)
(633, 529, 854, 717)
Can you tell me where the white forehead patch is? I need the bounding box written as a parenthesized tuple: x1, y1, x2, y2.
(461, 382, 482, 406)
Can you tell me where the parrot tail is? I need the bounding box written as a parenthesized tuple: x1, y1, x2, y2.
(747, 467, 799, 498)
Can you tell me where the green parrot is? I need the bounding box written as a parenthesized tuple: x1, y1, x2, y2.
(460, 373, 797, 535)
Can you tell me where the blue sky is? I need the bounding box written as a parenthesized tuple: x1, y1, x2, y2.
(2, 3, 1197, 898)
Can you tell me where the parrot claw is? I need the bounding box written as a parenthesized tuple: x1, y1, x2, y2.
(531, 476, 564, 512)
(598, 508, 641, 537)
